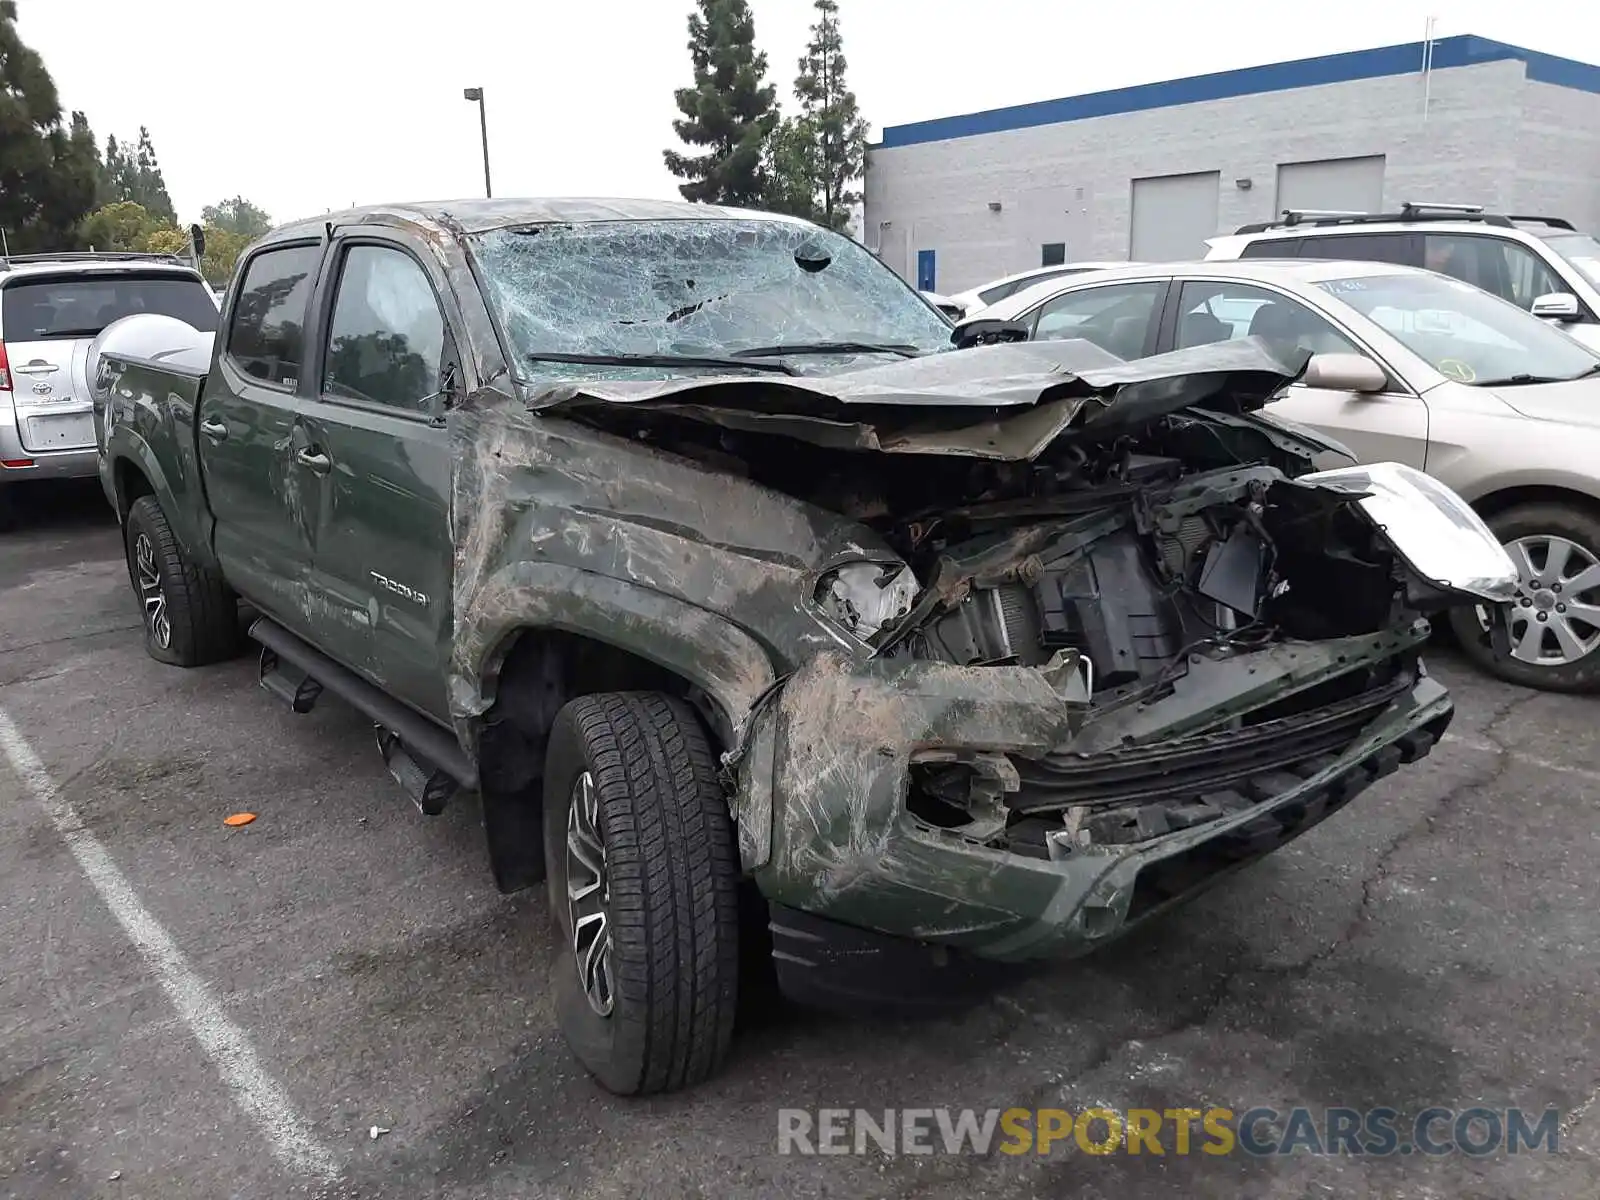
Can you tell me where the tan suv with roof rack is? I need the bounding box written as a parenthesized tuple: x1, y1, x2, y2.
(1205, 202, 1600, 354)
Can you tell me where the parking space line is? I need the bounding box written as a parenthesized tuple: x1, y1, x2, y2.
(0, 705, 339, 1183)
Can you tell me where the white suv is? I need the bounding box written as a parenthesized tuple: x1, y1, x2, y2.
(0, 252, 218, 496)
(1205, 203, 1600, 353)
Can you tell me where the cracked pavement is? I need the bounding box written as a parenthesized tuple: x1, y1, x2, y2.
(1, 482, 1597, 1199)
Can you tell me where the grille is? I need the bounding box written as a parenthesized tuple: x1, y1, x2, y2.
(1010, 670, 1413, 818)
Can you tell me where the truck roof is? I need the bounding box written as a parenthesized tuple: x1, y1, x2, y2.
(274, 197, 817, 241)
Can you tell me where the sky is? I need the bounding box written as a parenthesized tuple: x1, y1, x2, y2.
(15, 0, 1600, 228)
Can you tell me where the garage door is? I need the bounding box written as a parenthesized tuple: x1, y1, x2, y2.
(1130, 172, 1221, 261)
(1275, 155, 1386, 217)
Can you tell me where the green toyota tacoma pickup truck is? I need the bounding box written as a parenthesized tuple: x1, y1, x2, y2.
(89, 198, 1518, 1095)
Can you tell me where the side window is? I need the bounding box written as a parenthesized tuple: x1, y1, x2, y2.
(322, 245, 448, 413)
(1240, 238, 1300, 258)
(1495, 241, 1567, 311)
(1423, 235, 1518, 304)
(977, 280, 1019, 306)
(1031, 282, 1164, 359)
(1175, 281, 1362, 359)
(1297, 232, 1413, 265)
(226, 244, 321, 388)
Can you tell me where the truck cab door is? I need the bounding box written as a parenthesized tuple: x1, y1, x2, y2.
(199, 241, 325, 628)
(293, 237, 457, 720)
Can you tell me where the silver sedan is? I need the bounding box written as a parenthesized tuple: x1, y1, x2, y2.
(955, 258, 1600, 692)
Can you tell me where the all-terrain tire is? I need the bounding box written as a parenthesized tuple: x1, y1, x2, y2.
(542, 692, 741, 1095)
(1447, 501, 1600, 693)
(124, 495, 242, 666)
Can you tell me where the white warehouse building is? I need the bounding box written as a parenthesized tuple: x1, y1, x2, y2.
(863, 34, 1600, 295)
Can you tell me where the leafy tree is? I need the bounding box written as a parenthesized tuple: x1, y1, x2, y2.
(99, 125, 176, 225)
(663, 0, 779, 207)
(762, 115, 822, 222)
(198, 227, 250, 286)
(0, 0, 100, 251)
(200, 196, 272, 239)
(791, 0, 869, 230)
(141, 227, 189, 256)
(79, 201, 168, 252)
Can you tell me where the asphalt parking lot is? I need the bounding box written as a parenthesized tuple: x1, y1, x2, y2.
(2, 482, 1598, 1200)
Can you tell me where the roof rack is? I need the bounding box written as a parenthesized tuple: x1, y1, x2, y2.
(0, 250, 190, 272)
(1235, 201, 1576, 235)
(1506, 214, 1577, 230)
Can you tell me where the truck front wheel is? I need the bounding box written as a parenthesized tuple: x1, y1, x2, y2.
(123, 495, 241, 667)
(541, 692, 741, 1094)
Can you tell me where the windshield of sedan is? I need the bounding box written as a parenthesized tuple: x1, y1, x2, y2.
(1543, 233, 1600, 290)
(1315, 272, 1600, 385)
(469, 219, 952, 380)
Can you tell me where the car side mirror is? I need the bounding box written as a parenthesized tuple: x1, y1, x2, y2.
(1531, 292, 1581, 322)
(1301, 352, 1387, 394)
(951, 319, 1031, 350)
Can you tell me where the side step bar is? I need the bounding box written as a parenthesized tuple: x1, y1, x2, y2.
(249, 617, 479, 794)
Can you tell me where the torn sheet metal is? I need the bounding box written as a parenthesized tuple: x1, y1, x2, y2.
(528, 337, 1310, 460)
(446, 388, 896, 743)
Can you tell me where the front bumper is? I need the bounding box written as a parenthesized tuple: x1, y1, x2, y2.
(739, 623, 1451, 967)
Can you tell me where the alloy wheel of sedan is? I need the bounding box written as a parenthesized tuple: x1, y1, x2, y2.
(565, 770, 614, 1017)
(1498, 534, 1600, 666)
(134, 532, 172, 650)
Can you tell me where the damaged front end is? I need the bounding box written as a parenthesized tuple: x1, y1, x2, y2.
(486, 338, 1516, 1000)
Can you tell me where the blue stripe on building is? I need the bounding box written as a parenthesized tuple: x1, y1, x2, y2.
(876, 35, 1600, 151)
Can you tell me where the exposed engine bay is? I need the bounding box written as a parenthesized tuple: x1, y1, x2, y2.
(572, 396, 1420, 680)
(524, 339, 1514, 878)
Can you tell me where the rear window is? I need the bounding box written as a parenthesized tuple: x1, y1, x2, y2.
(1, 272, 219, 340)
(225, 243, 322, 388)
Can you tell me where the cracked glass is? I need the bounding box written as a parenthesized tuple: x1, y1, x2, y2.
(469, 219, 952, 381)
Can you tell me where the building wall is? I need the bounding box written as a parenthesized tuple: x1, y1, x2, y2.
(1513, 81, 1600, 232)
(865, 59, 1554, 293)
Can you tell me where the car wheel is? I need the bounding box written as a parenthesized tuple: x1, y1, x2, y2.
(1447, 501, 1600, 692)
(542, 692, 740, 1095)
(123, 495, 242, 667)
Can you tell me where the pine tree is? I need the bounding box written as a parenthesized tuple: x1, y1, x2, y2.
(132, 126, 177, 225)
(762, 115, 821, 222)
(793, 0, 869, 231)
(0, 0, 100, 250)
(663, 0, 779, 207)
(98, 127, 176, 225)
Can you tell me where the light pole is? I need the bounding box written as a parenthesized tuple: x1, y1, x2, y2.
(462, 87, 492, 198)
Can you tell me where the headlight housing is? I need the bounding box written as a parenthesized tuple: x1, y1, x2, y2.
(813, 561, 921, 645)
(1299, 461, 1519, 604)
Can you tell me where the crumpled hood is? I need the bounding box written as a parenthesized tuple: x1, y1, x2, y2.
(526, 337, 1311, 461)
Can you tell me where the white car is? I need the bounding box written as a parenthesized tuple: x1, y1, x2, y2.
(940, 262, 1136, 322)
(1205, 203, 1600, 353)
(953, 257, 1600, 692)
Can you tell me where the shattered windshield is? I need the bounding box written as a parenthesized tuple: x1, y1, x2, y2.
(469, 219, 952, 381)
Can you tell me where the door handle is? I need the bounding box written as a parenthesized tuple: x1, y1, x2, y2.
(14, 362, 59, 375)
(295, 448, 332, 475)
(200, 418, 228, 442)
